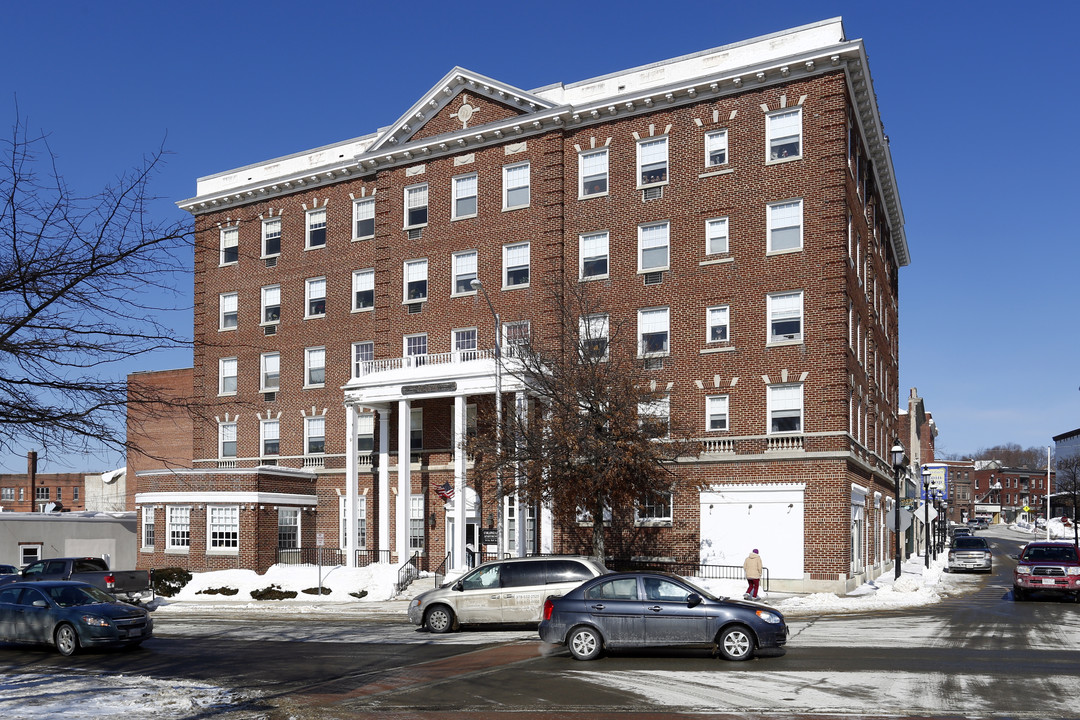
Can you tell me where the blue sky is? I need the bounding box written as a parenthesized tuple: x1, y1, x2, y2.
(2, 0, 1077, 470)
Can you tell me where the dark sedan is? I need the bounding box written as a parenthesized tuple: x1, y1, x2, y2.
(539, 572, 788, 661)
(0, 581, 152, 656)
(0, 564, 17, 576)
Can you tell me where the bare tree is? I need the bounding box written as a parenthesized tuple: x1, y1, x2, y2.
(467, 281, 700, 559)
(972, 443, 1048, 469)
(1054, 455, 1080, 546)
(0, 114, 192, 464)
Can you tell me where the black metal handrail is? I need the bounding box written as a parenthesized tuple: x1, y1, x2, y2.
(395, 552, 420, 595)
(432, 552, 451, 588)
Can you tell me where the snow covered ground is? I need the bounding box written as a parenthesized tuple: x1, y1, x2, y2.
(0, 524, 1038, 718)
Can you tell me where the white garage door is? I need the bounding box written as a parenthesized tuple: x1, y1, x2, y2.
(699, 484, 804, 580)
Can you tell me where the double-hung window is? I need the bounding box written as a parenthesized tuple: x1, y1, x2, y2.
(208, 506, 239, 550)
(219, 357, 238, 396)
(409, 495, 425, 550)
(503, 320, 530, 351)
(261, 285, 280, 324)
(579, 232, 609, 280)
(220, 227, 238, 265)
(305, 277, 326, 317)
(768, 383, 804, 434)
(580, 314, 609, 361)
(707, 305, 730, 343)
(141, 507, 155, 548)
(357, 413, 374, 453)
(260, 352, 280, 392)
(261, 419, 280, 457)
(452, 173, 477, 219)
(454, 328, 478, 361)
(637, 137, 668, 186)
(410, 408, 423, 450)
(278, 508, 299, 550)
(305, 347, 325, 387)
(404, 259, 428, 302)
(706, 217, 729, 255)
(404, 184, 428, 227)
(352, 269, 374, 311)
(638, 307, 670, 357)
(405, 334, 428, 366)
(503, 162, 530, 209)
(167, 506, 190, 550)
(453, 251, 477, 295)
(767, 291, 803, 344)
(306, 208, 327, 249)
(503, 242, 530, 288)
(579, 149, 608, 197)
(262, 219, 281, 257)
(353, 198, 375, 240)
(768, 199, 803, 252)
(638, 491, 673, 525)
(638, 396, 670, 438)
(305, 416, 325, 455)
(638, 222, 669, 272)
(219, 421, 237, 458)
(352, 341, 374, 377)
(219, 292, 238, 330)
(705, 129, 728, 167)
(767, 107, 802, 161)
(707, 395, 729, 431)
(340, 495, 367, 550)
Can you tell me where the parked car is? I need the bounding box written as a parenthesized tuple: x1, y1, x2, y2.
(950, 526, 972, 539)
(0, 564, 17, 576)
(538, 571, 788, 661)
(0, 557, 152, 603)
(0, 581, 153, 656)
(975, 519, 989, 530)
(947, 536, 992, 573)
(1013, 541, 1080, 602)
(408, 555, 609, 633)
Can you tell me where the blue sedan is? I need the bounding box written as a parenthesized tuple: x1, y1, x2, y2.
(539, 572, 788, 661)
(0, 581, 152, 656)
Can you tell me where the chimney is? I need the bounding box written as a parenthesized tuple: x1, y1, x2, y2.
(27, 451, 37, 510)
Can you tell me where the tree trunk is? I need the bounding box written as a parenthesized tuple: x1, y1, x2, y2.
(591, 496, 605, 561)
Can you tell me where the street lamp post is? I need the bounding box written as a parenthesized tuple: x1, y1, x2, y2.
(471, 279, 503, 560)
(891, 441, 907, 580)
(922, 467, 932, 569)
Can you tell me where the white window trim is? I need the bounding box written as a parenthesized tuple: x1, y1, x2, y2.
(260, 418, 280, 458)
(502, 162, 530, 210)
(705, 128, 729, 168)
(219, 292, 238, 331)
(218, 421, 237, 459)
(403, 258, 428, 303)
(706, 305, 730, 345)
(305, 277, 327, 319)
(767, 290, 804, 346)
(260, 285, 281, 326)
(579, 231, 610, 281)
(220, 226, 238, 266)
(766, 106, 803, 164)
(305, 207, 327, 250)
(340, 495, 367, 551)
(260, 352, 281, 392)
(636, 136, 669, 189)
(304, 346, 326, 389)
(578, 148, 609, 199)
(502, 241, 530, 289)
(767, 383, 804, 435)
(766, 198, 804, 254)
(352, 341, 374, 378)
(218, 357, 238, 397)
(706, 394, 730, 432)
(580, 313, 610, 362)
(278, 507, 300, 550)
(636, 490, 673, 527)
(404, 183, 428, 229)
(637, 221, 670, 273)
(404, 333, 428, 362)
(452, 173, 478, 220)
(206, 504, 240, 554)
(637, 306, 670, 358)
(352, 269, 375, 313)
(140, 507, 155, 550)
(451, 250, 478, 297)
(352, 197, 375, 240)
(706, 217, 730, 256)
(261, 218, 281, 258)
(304, 416, 326, 456)
(165, 505, 191, 552)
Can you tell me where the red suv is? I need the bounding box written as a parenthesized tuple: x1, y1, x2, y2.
(1013, 541, 1080, 601)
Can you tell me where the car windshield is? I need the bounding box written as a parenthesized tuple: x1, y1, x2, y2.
(953, 538, 987, 549)
(1022, 546, 1079, 563)
(46, 585, 113, 607)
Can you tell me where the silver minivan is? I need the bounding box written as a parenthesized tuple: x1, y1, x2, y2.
(408, 555, 608, 633)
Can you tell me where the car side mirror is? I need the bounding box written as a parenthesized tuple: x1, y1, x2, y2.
(32, 600, 47, 608)
(452, 580, 463, 592)
(687, 593, 702, 608)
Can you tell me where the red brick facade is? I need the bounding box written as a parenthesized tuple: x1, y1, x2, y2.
(140, 20, 910, 590)
(0, 452, 86, 513)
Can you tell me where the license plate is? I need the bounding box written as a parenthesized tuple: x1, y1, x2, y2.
(127, 628, 142, 637)
(1041, 579, 1057, 586)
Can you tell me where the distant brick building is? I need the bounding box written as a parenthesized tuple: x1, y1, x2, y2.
(135, 18, 910, 592)
(0, 452, 86, 514)
(973, 463, 1054, 524)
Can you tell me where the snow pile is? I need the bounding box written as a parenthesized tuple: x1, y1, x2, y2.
(1012, 517, 1075, 539)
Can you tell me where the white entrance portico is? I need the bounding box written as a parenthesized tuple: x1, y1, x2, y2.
(340, 348, 526, 573)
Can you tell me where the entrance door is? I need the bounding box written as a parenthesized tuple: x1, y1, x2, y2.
(446, 518, 480, 569)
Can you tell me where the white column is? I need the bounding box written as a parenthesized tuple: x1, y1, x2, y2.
(378, 409, 391, 556)
(514, 391, 528, 556)
(453, 394, 467, 572)
(396, 399, 411, 562)
(344, 404, 359, 568)
(541, 502, 554, 555)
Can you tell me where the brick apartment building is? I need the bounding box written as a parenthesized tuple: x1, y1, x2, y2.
(973, 462, 1055, 525)
(134, 18, 910, 592)
(0, 452, 86, 513)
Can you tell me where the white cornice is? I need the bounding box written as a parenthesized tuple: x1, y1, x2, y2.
(135, 491, 318, 506)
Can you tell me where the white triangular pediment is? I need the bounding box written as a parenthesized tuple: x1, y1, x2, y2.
(368, 67, 555, 154)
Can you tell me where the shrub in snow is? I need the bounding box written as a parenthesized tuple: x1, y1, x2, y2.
(250, 584, 297, 600)
(197, 587, 239, 596)
(152, 568, 192, 597)
(349, 589, 369, 599)
(301, 587, 332, 596)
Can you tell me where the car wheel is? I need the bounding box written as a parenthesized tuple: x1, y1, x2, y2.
(425, 605, 455, 634)
(54, 624, 79, 657)
(1013, 587, 1026, 601)
(567, 625, 603, 661)
(717, 625, 754, 661)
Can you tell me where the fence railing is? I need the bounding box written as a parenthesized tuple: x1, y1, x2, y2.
(396, 552, 420, 594)
(604, 558, 770, 592)
(276, 548, 391, 566)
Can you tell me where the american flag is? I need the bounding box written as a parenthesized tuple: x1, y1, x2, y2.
(435, 481, 454, 501)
